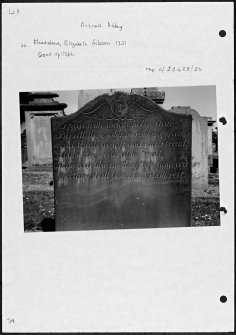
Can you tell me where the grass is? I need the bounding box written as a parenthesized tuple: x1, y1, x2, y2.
(191, 197, 220, 226)
(23, 190, 55, 232)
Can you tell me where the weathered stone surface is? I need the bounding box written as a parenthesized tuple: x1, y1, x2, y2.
(170, 106, 208, 190)
(25, 110, 64, 167)
(52, 92, 192, 231)
(20, 92, 67, 168)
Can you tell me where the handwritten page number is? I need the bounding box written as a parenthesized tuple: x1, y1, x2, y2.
(8, 8, 20, 15)
(7, 318, 15, 324)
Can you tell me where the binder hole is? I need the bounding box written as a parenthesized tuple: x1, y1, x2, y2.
(220, 207, 227, 214)
(219, 30, 226, 37)
(220, 295, 227, 303)
(219, 117, 227, 125)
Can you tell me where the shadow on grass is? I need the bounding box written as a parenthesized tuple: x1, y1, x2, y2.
(41, 218, 55, 232)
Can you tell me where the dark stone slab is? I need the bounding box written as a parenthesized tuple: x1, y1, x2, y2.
(51, 92, 192, 231)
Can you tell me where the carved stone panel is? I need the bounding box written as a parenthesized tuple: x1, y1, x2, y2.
(51, 92, 192, 231)
(25, 111, 63, 167)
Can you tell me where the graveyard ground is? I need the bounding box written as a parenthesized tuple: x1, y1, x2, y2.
(22, 170, 220, 232)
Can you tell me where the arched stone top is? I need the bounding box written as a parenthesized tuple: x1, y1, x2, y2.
(53, 92, 191, 131)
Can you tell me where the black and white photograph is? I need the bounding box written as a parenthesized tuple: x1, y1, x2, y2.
(20, 86, 219, 232)
(2, 2, 233, 333)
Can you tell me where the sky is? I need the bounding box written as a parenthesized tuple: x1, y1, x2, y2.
(160, 86, 217, 120)
(55, 85, 217, 120)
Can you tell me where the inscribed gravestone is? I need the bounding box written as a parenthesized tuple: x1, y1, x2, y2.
(51, 92, 192, 231)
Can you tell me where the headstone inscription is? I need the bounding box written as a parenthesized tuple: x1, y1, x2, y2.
(51, 92, 192, 231)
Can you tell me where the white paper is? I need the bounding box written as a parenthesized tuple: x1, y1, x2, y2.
(2, 2, 234, 332)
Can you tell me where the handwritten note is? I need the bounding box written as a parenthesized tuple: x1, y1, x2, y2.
(19, 20, 126, 60)
(30, 38, 127, 60)
(146, 65, 203, 73)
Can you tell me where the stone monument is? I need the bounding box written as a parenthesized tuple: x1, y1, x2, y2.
(169, 106, 208, 190)
(20, 92, 67, 169)
(51, 92, 192, 231)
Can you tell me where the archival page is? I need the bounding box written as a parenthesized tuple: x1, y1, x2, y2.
(2, 2, 234, 332)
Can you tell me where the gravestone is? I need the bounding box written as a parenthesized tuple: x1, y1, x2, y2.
(20, 92, 67, 169)
(170, 106, 208, 190)
(51, 92, 192, 231)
